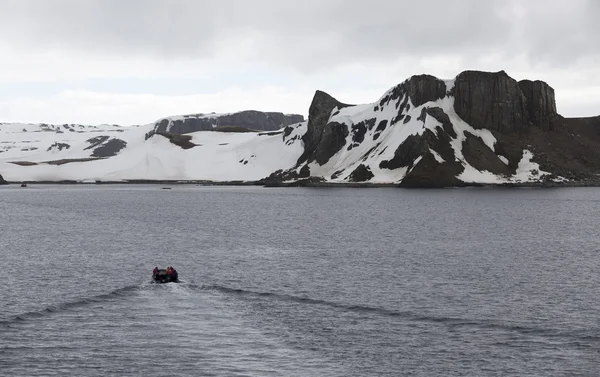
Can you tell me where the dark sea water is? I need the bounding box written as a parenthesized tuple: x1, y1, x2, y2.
(1, 185, 599, 376)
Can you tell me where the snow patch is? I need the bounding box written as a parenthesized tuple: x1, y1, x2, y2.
(510, 149, 549, 182)
(444, 78, 456, 93)
(498, 155, 509, 165)
(458, 164, 504, 184)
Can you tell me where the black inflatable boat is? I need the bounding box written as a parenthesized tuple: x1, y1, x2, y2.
(152, 268, 179, 283)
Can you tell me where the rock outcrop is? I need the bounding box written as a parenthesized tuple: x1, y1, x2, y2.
(518, 79, 559, 131)
(152, 111, 304, 135)
(452, 70, 530, 133)
(297, 90, 352, 165)
(451, 70, 561, 133)
(0, 173, 8, 185)
(146, 131, 197, 149)
(265, 69, 600, 187)
(405, 74, 447, 107)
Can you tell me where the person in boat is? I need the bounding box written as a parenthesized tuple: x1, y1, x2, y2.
(153, 266, 159, 276)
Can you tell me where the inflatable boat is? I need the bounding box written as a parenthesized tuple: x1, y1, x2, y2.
(152, 268, 179, 283)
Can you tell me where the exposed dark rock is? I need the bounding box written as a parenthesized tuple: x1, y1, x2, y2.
(313, 122, 349, 165)
(151, 111, 304, 135)
(47, 142, 70, 151)
(378, 75, 445, 110)
(366, 118, 377, 131)
(494, 115, 600, 181)
(212, 126, 257, 133)
(429, 129, 457, 164)
(347, 120, 370, 151)
(258, 169, 325, 187)
(391, 113, 405, 125)
(461, 132, 511, 175)
(348, 164, 374, 182)
(380, 130, 435, 171)
(375, 120, 388, 132)
(91, 139, 127, 157)
(331, 169, 345, 180)
(518, 79, 559, 131)
(283, 126, 294, 138)
(405, 74, 447, 107)
(258, 131, 283, 136)
(147, 131, 197, 149)
(400, 153, 465, 188)
(85, 136, 110, 150)
(10, 157, 105, 166)
(0, 173, 7, 185)
(361, 145, 379, 162)
(422, 107, 457, 138)
(285, 176, 326, 187)
(298, 90, 352, 165)
(298, 164, 311, 178)
(453, 70, 530, 133)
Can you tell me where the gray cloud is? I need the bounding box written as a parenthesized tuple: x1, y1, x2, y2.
(1, 0, 598, 72)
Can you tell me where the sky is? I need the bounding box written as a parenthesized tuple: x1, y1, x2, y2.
(0, 0, 598, 125)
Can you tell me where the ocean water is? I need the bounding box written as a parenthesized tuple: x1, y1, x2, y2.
(1, 185, 599, 376)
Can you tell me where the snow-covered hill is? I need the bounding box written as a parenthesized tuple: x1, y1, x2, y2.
(2, 71, 600, 186)
(0, 118, 307, 183)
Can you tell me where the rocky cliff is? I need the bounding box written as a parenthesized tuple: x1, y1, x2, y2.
(263, 70, 600, 187)
(152, 111, 304, 134)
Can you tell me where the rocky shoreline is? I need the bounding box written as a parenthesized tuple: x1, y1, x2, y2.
(4, 177, 600, 189)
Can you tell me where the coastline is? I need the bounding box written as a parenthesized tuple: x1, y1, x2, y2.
(4, 178, 600, 188)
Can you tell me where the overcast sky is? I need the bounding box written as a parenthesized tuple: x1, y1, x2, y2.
(0, 0, 598, 125)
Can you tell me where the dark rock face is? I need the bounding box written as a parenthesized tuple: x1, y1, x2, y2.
(85, 136, 110, 150)
(147, 131, 197, 149)
(461, 132, 511, 176)
(0, 173, 7, 185)
(421, 107, 457, 138)
(453, 70, 530, 133)
(152, 111, 304, 135)
(405, 74, 447, 107)
(84, 136, 127, 157)
(91, 139, 128, 157)
(348, 164, 374, 182)
(399, 153, 465, 188)
(518, 80, 559, 131)
(298, 90, 352, 165)
(47, 142, 70, 152)
(373, 120, 388, 140)
(380, 134, 426, 171)
(313, 122, 349, 165)
(378, 75, 446, 111)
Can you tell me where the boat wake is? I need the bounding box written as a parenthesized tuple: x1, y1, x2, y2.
(195, 284, 600, 348)
(1, 284, 143, 326)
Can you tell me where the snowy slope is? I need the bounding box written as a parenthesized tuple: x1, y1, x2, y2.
(0, 120, 307, 182)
